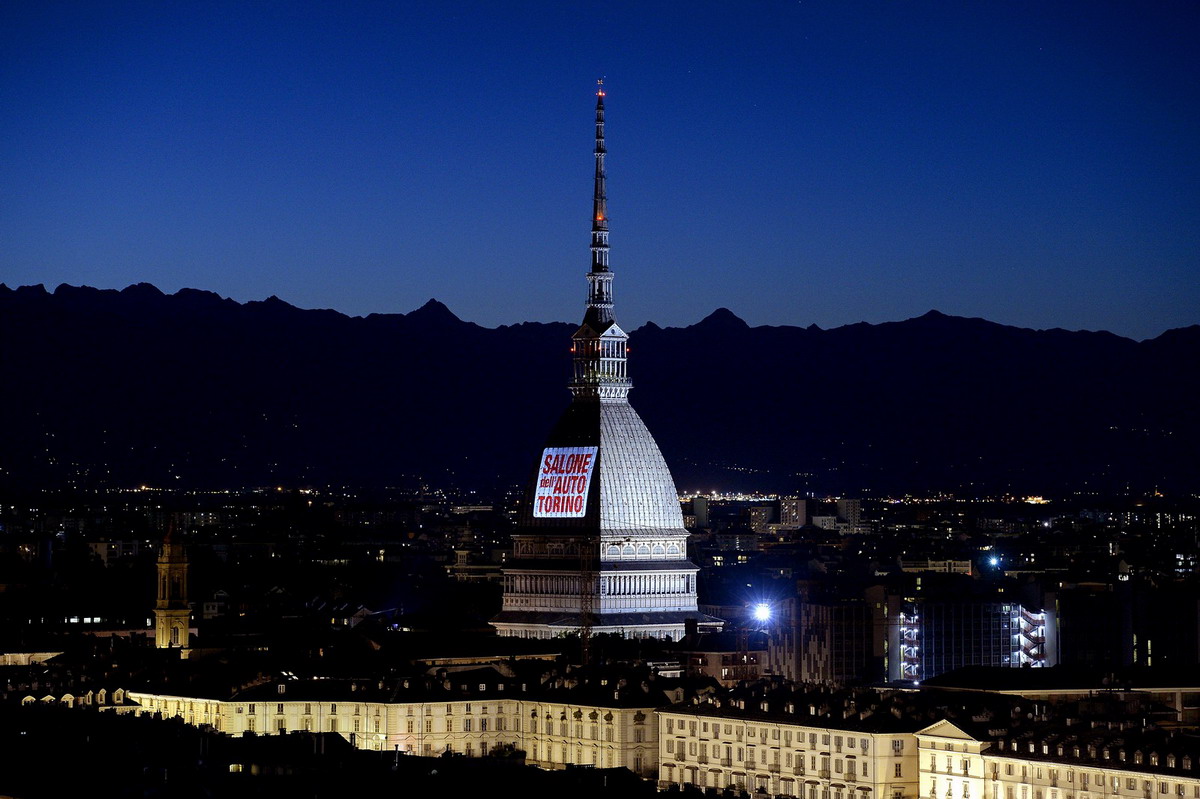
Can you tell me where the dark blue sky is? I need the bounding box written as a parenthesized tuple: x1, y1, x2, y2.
(3, 2, 1197, 339)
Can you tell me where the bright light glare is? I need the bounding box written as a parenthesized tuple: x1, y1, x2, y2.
(752, 603, 771, 622)
(989, 556, 1000, 567)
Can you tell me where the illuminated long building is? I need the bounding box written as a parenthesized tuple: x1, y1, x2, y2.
(491, 84, 720, 639)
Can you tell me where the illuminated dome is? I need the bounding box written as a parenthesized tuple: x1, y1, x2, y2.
(518, 401, 688, 536)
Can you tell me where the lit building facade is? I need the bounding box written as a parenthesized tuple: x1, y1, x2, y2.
(657, 703, 918, 797)
(916, 721, 1200, 799)
(491, 85, 717, 640)
(891, 600, 1056, 683)
(108, 675, 660, 777)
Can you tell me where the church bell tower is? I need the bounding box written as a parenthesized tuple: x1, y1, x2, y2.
(154, 524, 190, 654)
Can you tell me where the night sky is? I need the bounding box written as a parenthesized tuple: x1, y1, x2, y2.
(3, 2, 1197, 340)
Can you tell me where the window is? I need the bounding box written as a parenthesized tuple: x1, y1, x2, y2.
(894, 740, 905, 754)
(635, 728, 645, 743)
(425, 720, 432, 733)
(481, 718, 488, 732)
(895, 764, 903, 778)
(407, 720, 415, 733)
(277, 704, 284, 714)
(463, 719, 472, 732)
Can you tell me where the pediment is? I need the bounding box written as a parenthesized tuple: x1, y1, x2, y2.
(573, 321, 627, 340)
(916, 720, 978, 741)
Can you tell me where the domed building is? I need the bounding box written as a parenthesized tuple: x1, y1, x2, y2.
(491, 85, 721, 640)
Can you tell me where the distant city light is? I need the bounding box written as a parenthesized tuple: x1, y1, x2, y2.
(752, 603, 771, 623)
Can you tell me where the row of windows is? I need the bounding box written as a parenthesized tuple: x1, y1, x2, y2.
(661, 767, 905, 799)
(404, 717, 510, 733)
(991, 781, 1200, 799)
(666, 740, 895, 776)
(238, 702, 382, 716)
(663, 718, 902, 755)
(241, 716, 383, 734)
(997, 763, 1200, 788)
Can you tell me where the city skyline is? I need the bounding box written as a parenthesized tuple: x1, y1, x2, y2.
(3, 2, 1198, 340)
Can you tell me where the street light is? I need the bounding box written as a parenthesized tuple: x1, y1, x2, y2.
(752, 603, 771, 623)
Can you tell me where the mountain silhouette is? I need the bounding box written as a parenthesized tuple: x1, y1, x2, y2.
(2, 283, 1196, 495)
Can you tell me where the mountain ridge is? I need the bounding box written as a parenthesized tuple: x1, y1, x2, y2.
(3, 282, 1190, 343)
(2, 282, 1196, 494)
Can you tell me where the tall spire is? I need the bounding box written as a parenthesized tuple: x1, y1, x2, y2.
(572, 81, 630, 402)
(591, 79, 608, 273)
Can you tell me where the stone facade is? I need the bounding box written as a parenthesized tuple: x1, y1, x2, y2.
(657, 706, 917, 798)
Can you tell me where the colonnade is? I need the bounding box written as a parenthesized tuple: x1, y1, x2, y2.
(504, 572, 696, 597)
(600, 573, 694, 596)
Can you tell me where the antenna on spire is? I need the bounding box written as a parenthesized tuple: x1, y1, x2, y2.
(596, 77, 605, 97)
